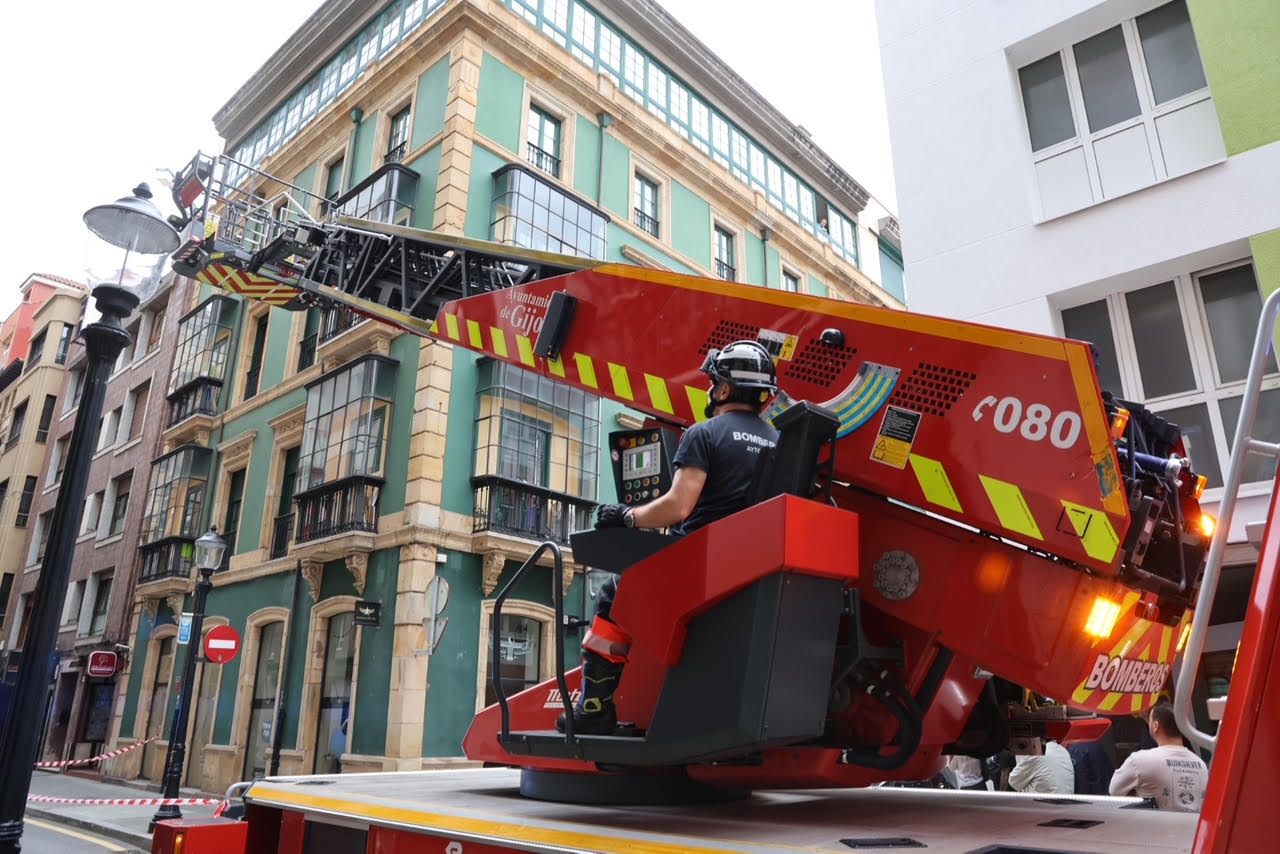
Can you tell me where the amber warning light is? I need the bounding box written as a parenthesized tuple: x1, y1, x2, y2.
(1084, 596, 1123, 640)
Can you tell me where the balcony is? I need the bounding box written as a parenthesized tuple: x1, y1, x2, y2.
(270, 512, 295, 559)
(472, 477, 595, 546)
(715, 259, 736, 281)
(384, 140, 407, 165)
(295, 477, 381, 545)
(166, 378, 221, 428)
(634, 208, 659, 238)
(331, 163, 419, 225)
(526, 142, 560, 178)
(138, 539, 192, 585)
(297, 333, 317, 372)
(318, 305, 364, 344)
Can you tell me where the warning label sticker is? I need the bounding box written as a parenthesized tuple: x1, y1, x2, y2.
(757, 328, 799, 362)
(871, 406, 921, 470)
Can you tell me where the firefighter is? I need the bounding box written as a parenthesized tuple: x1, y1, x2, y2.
(557, 340, 780, 735)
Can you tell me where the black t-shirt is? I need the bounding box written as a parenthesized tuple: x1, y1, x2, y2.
(671, 409, 779, 535)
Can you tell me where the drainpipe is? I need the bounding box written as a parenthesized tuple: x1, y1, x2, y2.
(760, 225, 773, 288)
(343, 108, 364, 194)
(596, 112, 613, 206)
(268, 561, 303, 777)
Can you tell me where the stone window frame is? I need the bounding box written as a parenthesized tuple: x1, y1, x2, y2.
(260, 406, 306, 551)
(212, 430, 257, 564)
(296, 595, 363, 773)
(519, 84, 576, 188)
(134, 622, 179, 743)
(227, 606, 290, 776)
(231, 301, 273, 407)
(474, 598, 556, 714)
(183, 615, 229, 788)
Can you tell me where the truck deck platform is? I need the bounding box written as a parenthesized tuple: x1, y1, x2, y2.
(243, 767, 1197, 853)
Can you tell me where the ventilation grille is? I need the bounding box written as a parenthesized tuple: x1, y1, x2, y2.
(698, 320, 760, 356)
(886, 362, 977, 417)
(783, 338, 858, 387)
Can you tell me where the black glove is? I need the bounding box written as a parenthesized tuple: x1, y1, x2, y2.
(595, 504, 634, 529)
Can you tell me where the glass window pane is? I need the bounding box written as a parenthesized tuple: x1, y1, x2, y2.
(1125, 282, 1196, 397)
(1062, 300, 1124, 395)
(1137, 0, 1207, 104)
(1073, 26, 1141, 132)
(1219, 389, 1280, 485)
(1018, 54, 1077, 151)
(1198, 264, 1275, 384)
(1159, 402, 1221, 487)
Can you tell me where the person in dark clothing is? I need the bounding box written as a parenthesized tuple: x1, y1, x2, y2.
(1067, 727, 1117, 795)
(557, 341, 779, 734)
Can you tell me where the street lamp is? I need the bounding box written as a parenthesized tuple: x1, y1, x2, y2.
(150, 528, 226, 830)
(0, 184, 178, 853)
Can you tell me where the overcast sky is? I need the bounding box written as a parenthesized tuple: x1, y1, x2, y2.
(0, 0, 894, 317)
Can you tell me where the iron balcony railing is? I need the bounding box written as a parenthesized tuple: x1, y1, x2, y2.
(526, 143, 560, 178)
(317, 305, 364, 344)
(384, 140, 408, 164)
(270, 512, 295, 559)
(715, 259, 736, 281)
(472, 476, 595, 546)
(295, 476, 381, 544)
(138, 540, 192, 584)
(634, 208, 659, 237)
(167, 379, 221, 427)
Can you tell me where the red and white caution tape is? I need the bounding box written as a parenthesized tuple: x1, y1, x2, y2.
(27, 795, 223, 807)
(34, 737, 155, 769)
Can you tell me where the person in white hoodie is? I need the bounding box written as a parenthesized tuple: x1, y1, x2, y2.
(1008, 740, 1075, 794)
(1109, 703, 1209, 812)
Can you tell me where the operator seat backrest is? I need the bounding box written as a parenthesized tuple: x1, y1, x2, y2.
(746, 401, 840, 505)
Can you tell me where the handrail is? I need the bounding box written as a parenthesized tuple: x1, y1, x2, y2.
(1174, 286, 1280, 753)
(491, 541, 574, 745)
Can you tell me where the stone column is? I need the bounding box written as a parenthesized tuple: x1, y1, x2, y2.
(384, 542, 435, 768)
(432, 32, 484, 235)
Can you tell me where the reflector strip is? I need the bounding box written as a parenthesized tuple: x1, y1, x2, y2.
(574, 353, 598, 389)
(516, 334, 536, 367)
(467, 319, 483, 349)
(1059, 500, 1120, 562)
(490, 328, 509, 358)
(908, 455, 963, 513)
(686, 386, 710, 422)
(548, 355, 566, 378)
(608, 363, 634, 400)
(645, 374, 674, 414)
(443, 313, 460, 341)
(979, 475, 1043, 540)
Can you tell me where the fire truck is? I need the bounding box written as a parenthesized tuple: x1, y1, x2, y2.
(150, 152, 1274, 853)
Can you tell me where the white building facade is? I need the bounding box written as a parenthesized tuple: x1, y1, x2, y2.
(877, 0, 1280, 724)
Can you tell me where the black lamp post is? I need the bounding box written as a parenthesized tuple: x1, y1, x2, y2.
(0, 184, 178, 853)
(150, 528, 226, 831)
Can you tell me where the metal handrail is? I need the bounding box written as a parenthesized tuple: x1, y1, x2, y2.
(1174, 286, 1280, 753)
(491, 540, 574, 745)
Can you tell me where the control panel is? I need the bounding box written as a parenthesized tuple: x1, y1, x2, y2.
(609, 427, 681, 506)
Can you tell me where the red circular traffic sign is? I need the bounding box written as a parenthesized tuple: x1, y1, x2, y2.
(204, 625, 242, 664)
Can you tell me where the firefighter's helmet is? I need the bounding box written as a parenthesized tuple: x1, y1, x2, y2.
(701, 340, 778, 414)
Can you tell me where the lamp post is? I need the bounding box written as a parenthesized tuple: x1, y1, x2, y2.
(0, 184, 178, 853)
(150, 528, 226, 831)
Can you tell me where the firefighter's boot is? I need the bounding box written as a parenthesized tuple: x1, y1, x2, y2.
(556, 651, 622, 735)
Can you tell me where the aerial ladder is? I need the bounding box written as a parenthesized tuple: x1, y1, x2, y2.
(148, 150, 1265, 853)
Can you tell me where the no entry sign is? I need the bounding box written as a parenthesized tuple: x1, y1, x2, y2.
(203, 625, 242, 664)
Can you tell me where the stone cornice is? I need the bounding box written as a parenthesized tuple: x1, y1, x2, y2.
(215, 429, 258, 469)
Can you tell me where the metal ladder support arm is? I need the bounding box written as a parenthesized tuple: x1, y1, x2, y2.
(1175, 286, 1280, 753)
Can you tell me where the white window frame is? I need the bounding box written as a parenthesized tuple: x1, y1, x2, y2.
(781, 266, 802, 293)
(520, 90, 574, 184)
(630, 158, 666, 242)
(712, 219, 740, 282)
(1058, 259, 1279, 498)
(1018, 2, 1221, 220)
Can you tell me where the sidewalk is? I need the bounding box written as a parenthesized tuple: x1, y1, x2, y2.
(27, 770, 219, 851)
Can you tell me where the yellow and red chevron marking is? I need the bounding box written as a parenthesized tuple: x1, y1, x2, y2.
(432, 311, 712, 424)
(1070, 592, 1188, 714)
(197, 262, 301, 307)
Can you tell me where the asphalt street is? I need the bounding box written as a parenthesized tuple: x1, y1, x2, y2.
(19, 816, 141, 853)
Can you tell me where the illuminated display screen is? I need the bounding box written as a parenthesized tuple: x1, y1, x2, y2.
(622, 444, 661, 479)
